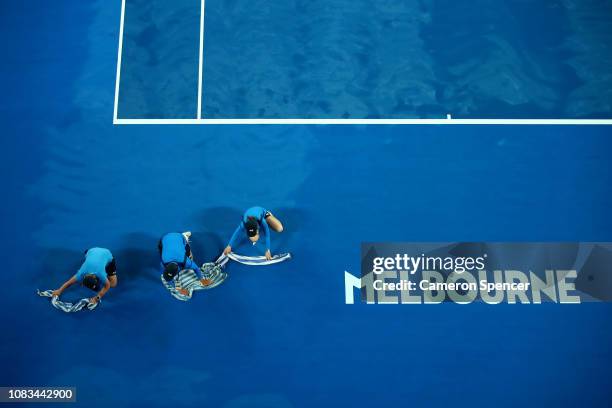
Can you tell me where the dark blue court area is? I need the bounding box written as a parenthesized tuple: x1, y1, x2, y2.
(1, 1, 612, 407)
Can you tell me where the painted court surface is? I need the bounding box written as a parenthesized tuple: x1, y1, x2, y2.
(1, 1, 612, 407)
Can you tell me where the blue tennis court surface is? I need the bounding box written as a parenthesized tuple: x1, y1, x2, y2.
(1, 1, 612, 407)
(117, 0, 612, 119)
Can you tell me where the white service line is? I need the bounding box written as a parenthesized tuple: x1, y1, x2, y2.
(197, 0, 205, 119)
(113, 118, 612, 125)
(113, 0, 127, 122)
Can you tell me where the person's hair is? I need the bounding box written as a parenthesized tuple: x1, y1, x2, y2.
(82, 274, 100, 290)
(163, 262, 179, 281)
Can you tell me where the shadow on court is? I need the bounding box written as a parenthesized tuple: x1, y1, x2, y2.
(36, 248, 84, 287)
(115, 232, 163, 286)
(270, 206, 308, 251)
(194, 206, 242, 257)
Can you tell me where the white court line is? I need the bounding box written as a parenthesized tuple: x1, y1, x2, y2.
(197, 0, 205, 119)
(113, 0, 127, 122)
(112, 0, 612, 126)
(114, 118, 612, 125)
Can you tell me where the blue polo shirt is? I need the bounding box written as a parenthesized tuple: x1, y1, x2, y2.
(160, 233, 202, 279)
(75, 247, 113, 286)
(227, 207, 271, 250)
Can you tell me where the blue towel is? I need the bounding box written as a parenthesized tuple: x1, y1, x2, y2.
(37, 290, 99, 312)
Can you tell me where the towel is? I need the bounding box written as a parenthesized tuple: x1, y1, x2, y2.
(162, 262, 227, 301)
(37, 290, 99, 312)
(216, 252, 292, 267)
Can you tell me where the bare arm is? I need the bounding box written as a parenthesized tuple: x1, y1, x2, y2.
(52, 275, 77, 297)
(90, 279, 112, 304)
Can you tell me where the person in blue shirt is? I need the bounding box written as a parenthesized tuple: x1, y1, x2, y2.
(52, 247, 118, 304)
(158, 232, 212, 294)
(223, 207, 284, 260)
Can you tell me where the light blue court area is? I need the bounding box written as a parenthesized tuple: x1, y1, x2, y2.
(116, 0, 612, 120)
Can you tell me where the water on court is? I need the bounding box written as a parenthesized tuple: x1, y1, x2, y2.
(117, 0, 612, 118)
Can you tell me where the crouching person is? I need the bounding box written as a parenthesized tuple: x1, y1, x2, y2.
(159, 232, 212, 295)
(52, 247, 117, 305)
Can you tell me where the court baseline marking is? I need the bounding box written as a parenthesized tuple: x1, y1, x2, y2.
(114, 118, 612, 125)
